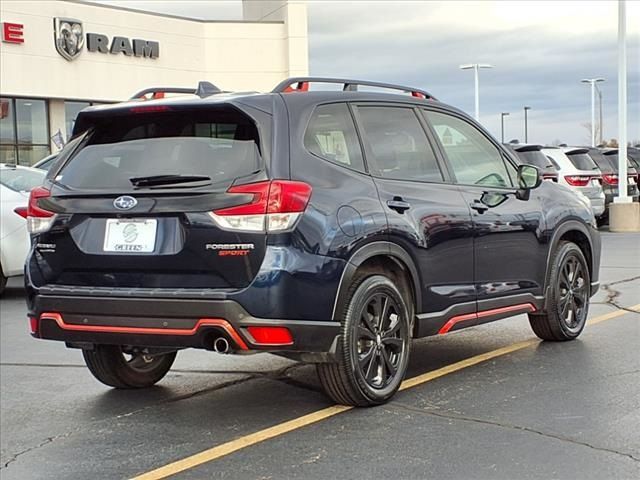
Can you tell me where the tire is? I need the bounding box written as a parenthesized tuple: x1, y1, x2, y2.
(317, 274, 412, 407)
(529, 241, 590, 341)
(82, 345, 177, 388)
(596, 215, 608, 228)
(0, 271, 6, 296)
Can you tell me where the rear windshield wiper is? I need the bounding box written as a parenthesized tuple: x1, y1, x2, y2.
(129, 174, 212, 188)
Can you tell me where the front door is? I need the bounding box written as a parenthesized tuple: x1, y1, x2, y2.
(423, 109, 546, 320)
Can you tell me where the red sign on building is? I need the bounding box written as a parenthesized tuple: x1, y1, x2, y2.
(2, 22, 24, 44)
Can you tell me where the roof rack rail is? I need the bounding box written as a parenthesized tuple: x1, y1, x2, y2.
(272, 77, 437, 100)
(130, 81, 222, 100)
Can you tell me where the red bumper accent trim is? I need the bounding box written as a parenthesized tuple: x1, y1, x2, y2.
(438, 303, 536, 334)
(39, 312, 249, 350)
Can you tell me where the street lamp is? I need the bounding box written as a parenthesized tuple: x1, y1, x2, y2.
(595, 83, 603, 145)
(501, 112, 509, 143)
(523, 106, 531, 143)
(460, 63, 493, 121)
(581, 78, 605, 147)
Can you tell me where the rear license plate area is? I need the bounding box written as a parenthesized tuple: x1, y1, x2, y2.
(103, 218, 157, 253)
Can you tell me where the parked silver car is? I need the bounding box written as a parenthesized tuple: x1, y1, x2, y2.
(542, 147, 605, 218)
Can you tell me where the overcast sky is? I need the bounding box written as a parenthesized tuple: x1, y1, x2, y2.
(92, 0, 639, 146)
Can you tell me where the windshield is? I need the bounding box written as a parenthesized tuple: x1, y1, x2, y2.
(56, 107, 262, 190)
(0, 167, 45, 192)
(514, 150, 554, 169)
(565, 153, 598, 171)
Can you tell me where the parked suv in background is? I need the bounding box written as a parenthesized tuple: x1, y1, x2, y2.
(503, 143, 558, 182)
(584, 147, 639, 224)
(600, 148, 639, 200)
(25, 78, 601, 406)
(542, 146, 605, 218)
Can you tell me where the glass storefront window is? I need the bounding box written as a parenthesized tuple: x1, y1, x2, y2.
(0, 98, 50, 166)
(17, 145, 52, 166)
(0, 145, 17, 164)
(1, 98, 16, 143)
(16, 99, 48, 144)
(65, 101, 91, 139)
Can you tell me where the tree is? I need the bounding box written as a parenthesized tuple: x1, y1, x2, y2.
(581, 122, 601, 145)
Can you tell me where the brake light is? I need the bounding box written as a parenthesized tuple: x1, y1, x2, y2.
(542, 174, 558, 182)
(210, 180, 312, 232)
(14, 206, 28, 218)
(602, 174, 618, 185)
(564, 175, 591, 187)
(27, 186, 56, 234)
(129, 105, 171, 113)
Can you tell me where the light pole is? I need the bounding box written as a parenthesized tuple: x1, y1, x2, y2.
(523, 106, 531, 143)
(501, 112, 509, 143)
(581, 78, 605, 147)
(596, 84, 603, 145)
(460, 63, 493, 121)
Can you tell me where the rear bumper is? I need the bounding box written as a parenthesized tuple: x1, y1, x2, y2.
(29, 294, 340, 354)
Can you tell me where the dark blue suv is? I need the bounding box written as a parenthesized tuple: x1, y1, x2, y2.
(25, 78, 601, 406)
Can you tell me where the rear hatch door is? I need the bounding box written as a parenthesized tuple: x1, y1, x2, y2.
(33, 102, 272, 290)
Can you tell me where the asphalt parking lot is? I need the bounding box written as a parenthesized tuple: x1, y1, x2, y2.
(1, 232, 639, 480)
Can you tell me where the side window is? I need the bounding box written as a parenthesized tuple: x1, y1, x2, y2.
(424, 110, 514, 187)
(304, 103, 365, 172)
(357, 107, 443, 182)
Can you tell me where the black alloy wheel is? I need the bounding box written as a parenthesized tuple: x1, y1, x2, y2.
(556, 252, 589, 332)
(354, 292, 406, 390)
(317, 274, 411, 406)
(529, 241, 591, 341)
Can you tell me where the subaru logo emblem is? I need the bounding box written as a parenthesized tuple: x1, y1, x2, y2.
(113, 196, 137, 210)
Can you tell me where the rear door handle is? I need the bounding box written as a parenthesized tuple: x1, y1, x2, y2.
(470, 200, 489, 213)
(387, 198, 411, 213)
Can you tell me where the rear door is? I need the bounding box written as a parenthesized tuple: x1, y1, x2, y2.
(422, 109, 546, 313)
(353, 104, 475, 334)
(32, 103, 271, 290)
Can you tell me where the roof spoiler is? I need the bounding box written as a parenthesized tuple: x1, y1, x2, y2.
(512, 144, 544, 152)
(272, 77, 437, 100)
(129, 81, 222, 100)
(564, 147, 590, 155)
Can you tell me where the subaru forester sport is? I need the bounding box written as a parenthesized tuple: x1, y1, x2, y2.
(25, 78, 601, 406)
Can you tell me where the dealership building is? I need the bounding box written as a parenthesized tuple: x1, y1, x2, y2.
(0, 0, 308, 165)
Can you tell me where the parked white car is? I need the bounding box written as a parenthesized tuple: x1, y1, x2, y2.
(542, 147, 605, 218)
(0, 164, 45, 293)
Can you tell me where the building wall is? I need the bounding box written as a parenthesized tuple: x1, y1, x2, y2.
(0, 0, 308, 157)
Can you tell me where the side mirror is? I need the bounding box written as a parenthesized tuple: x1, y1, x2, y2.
(516, 164, 542, 200)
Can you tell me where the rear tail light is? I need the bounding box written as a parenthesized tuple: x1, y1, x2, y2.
(27, 186, 57, 234)
(13, 206, 28, 218)
(542, 174, 558, 182)
(210, 180, 312, 232)
(602, 174, 619, 185)
(564, 175, 591, 187)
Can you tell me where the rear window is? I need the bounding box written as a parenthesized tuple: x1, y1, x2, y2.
(586, 150, 613, 172)
(57, 107, 261, 190)
(0, 167, 45, 192)
(514, 150, 553, 169)
(565, 153, 598, 171)
(602, 153, 634, 170)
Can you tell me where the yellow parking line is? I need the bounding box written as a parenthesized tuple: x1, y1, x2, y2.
(131, 304, 640, 480)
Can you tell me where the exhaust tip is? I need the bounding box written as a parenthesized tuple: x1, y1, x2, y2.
(213, 336, 231, 354)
